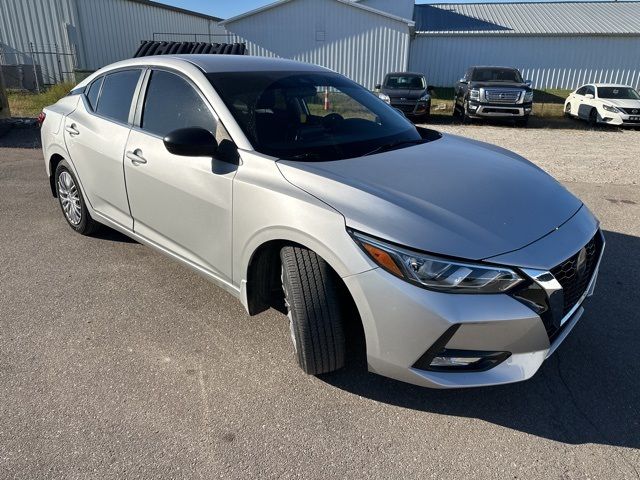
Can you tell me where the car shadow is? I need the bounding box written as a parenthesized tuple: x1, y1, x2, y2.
(91, 226, 138, 244)
(0, 124, 42, 148)
(320, 230, 640, 450)
(423, 113, 633, 131)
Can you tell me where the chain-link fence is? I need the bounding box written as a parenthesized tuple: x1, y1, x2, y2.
(0, 42, 76, 92)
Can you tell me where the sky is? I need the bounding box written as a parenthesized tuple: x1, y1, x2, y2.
(160, 0, 609, 20)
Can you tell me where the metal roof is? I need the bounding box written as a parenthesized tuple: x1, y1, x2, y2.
(131, 0, 222, 21)
(222, 0, 414, 25)
(415, 1, 640, 35)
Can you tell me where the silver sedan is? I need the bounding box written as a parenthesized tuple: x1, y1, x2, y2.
(40, 55, 604, 388)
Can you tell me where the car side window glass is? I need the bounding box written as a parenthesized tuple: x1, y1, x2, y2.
(96, 70, 141, 124)
(575, 87, 586, 96)
(85, 76, 103, 111)
(141, 70, 216, 138)
(586, 86, 595, 96)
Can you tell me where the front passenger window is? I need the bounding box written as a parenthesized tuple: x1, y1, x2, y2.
(141, 70, 216, 138)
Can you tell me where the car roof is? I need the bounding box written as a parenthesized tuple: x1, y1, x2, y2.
(385, 72, 425, 77)
(471, 66, 519, 70)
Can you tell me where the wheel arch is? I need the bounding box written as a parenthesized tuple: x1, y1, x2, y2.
(48, 153, 65, 197)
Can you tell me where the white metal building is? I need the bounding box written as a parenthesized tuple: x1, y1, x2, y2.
(0, 0, 224, 87)
(223, 0, 640, 90)
(409, 2, 640, 89)
(221, 0, 414, 89)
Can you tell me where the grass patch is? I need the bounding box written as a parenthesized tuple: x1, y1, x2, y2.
(428, 87, 572, 118)
(8, 82, 74, 117)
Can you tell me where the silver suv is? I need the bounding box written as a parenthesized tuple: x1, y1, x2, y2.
(41, 55, 604, 388)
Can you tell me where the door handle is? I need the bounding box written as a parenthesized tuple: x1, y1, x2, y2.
(65, 124, 79, 136)
(126, 149, 147, 165)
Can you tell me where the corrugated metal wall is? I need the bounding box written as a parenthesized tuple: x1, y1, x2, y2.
(0, 0, 223, 86)
(74, 0, 223, 70)
(0, 0, 79, 85)
(224, 0, 411, 89)
(409, 35, 640, 90)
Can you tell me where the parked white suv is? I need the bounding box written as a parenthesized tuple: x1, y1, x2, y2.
(564, 83, 640, 127)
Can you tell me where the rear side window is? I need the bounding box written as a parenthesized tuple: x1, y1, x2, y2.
(96, 70, 141, 124)
(141, 70, 215, 137)
(85, 76, 103, 111)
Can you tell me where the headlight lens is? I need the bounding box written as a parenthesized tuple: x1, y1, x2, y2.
(524, 91, 533, 102)
(602, 104, 620, 113)
(469, 89, 480, 101)
(352, 231, 523, 294)
(377, 92, 391, 104)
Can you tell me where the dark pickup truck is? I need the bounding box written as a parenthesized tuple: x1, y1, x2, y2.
(454, 66, 533, 126)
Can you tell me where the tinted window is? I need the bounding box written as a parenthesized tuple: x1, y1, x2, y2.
(141, 70, 215, 137)
(384, 75, 425, 89)
(85, 76, 103, 111)
(585, 86, 595, 97)
(96, 70, 141, 123)
(575, 86, 587, 95)
(208, 71, 424, 161)
(471, 68, 523, 83)
(598, 87, 640, 100)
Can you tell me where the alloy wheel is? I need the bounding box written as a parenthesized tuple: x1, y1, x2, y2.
(57, 171, 82, 225)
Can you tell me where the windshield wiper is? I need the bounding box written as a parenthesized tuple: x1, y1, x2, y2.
(363, 139, 426, 157)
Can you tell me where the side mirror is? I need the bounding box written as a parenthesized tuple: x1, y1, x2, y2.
(585, 93, 594, 99)
(525, 79, 533, 88)
(163, 127, 218, 157)
(375, 84, 382, 90)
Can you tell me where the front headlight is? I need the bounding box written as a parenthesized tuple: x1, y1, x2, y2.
(419, 93, 431, 102)
(352, 231, 523, 294)
(377, 92, 391, 104)
(469, 89, 480, 101)
(524, 91, 533, 102)
(602, 104, 620, 113)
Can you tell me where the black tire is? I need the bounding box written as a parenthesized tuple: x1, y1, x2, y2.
(588, 108, 599, 128)
(461, 100, 472, 124)
(54, 160, 100, 235)
(280, 245, 345, 375)
(564, 103, 572, 118)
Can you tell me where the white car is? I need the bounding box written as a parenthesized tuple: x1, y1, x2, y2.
(564, 83, 640, 127)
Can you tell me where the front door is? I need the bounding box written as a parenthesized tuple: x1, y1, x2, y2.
(123, 69, 236, 281)
(63, 69, 143, 229)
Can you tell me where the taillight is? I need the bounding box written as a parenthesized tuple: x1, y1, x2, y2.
(37, 111, 46, 126)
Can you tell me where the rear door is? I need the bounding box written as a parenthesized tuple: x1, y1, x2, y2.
(63, 69, 143, 228)
(123, 68, 236, 280)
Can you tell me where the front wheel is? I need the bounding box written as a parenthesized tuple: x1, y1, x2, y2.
(280, 246, 345, 375)
(55, 160, 100, 235)
(588, 108, 599, 127)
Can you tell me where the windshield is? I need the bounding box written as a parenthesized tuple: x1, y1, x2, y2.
(207, 71, 422, 161)
(384, 74, 426, 90)
(598, 87, 640, 100)
(471, 68, 523, 83)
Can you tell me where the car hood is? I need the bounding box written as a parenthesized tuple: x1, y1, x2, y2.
(382, 88, 427, 100)
(470, 81, 529, 90)
(602, 98, 640, 109)
(277, 133, 583, 260)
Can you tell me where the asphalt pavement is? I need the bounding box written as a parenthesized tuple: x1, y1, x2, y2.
(0, 127, 638, 479)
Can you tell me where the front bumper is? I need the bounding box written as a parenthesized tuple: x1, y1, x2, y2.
(468, 101, 532, 118)
(599, 110, 640, 126)
(343, 209, 603, 389)
(390, 100, 430, 117)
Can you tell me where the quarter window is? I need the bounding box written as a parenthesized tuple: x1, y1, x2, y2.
(141, 70, 215, 138)
(96, 70, 141, 124)
(85, 76, 103, 111)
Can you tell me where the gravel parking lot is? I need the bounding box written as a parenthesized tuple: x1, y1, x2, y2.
(1, 125, 639, 479)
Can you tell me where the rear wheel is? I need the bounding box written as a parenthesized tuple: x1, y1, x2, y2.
(55, 161, 100, 235)
(280, 245, 345, 375)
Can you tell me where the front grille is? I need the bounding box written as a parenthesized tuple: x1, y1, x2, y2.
(484, 89, 522, 104)
(621, 107, 640, 115)
(550, 233, 603, 318)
